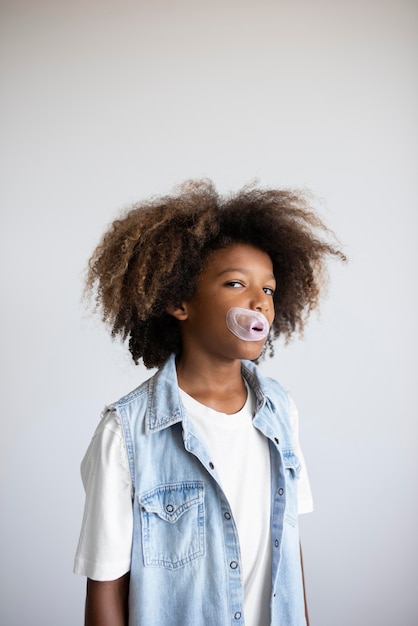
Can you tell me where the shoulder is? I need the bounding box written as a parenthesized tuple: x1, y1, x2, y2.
(111, 375, 154, 409)
(108, 355, 182, 435)
(108, 368, 162, 422)
(242, 360, 290, 410)
(111, 355, 177, 410)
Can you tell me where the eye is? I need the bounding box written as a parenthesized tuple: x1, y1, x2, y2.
(263, 286, 275, 296)
(225, 280, 244, 288)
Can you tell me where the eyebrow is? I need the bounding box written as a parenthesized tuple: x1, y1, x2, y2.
(217, 268, 276, 281)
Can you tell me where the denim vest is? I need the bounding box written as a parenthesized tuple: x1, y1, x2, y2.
(114, 354, 306, 626)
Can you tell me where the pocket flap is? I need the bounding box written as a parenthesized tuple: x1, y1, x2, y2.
(138, 481, 204, 523)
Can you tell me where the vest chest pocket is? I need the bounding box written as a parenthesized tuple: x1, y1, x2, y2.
(138, 481, 205, 569)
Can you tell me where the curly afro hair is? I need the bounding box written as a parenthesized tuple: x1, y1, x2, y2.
(85, 180, 345, 368)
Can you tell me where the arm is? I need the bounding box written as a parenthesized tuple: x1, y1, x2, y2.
(85, 572, 130, 626)
(300, 543, 310, 626)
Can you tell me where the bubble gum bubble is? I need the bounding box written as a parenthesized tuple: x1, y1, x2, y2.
(226, 307, 270, 342)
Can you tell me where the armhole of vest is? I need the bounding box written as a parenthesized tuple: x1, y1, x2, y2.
(116, 405, 136, 493)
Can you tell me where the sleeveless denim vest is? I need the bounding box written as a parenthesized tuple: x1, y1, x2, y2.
(113, 354, 306, 626)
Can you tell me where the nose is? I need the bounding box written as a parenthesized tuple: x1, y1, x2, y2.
(251, 289, 269, 314)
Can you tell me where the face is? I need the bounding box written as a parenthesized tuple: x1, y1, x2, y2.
(172, 243, 276, 363)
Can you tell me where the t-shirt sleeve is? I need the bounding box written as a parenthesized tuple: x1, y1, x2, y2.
(288, 396, 314, 515)
(73, 408, 133, 581)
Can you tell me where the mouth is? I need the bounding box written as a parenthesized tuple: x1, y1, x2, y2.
(226, 307, 270, 342)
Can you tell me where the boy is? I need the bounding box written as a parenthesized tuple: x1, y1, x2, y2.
(75, 180, 343, 625)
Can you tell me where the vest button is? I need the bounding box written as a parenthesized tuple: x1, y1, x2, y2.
(278, 488, 284, 496)
(234, 611, 242, 620)
(224, 512, 231, 520)
(230, 561, 238, 569)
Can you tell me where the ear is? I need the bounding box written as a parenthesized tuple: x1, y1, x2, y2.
(166, 303, 189, 321)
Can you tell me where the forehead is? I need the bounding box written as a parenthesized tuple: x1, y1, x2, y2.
(204, 243, 274, 275)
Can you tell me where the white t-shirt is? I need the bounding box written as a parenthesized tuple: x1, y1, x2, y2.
(179, 385, 272, 626)
(74, 389, 313, 623)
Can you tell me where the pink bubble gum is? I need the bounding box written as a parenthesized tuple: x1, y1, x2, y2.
(226, 307, 270, 342)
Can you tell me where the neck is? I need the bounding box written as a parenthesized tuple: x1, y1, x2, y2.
(175, 353, 247, 414)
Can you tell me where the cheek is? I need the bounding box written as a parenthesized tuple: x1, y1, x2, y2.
(269, 303, 276, 323)
(198, 312, 228, 337)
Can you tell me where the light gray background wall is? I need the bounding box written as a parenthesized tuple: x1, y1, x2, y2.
(1, 1, 417, 624)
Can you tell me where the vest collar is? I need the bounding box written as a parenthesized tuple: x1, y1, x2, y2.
(145, 354, 275, 434)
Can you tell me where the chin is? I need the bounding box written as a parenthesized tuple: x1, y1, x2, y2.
(239, 343, 264, 361)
